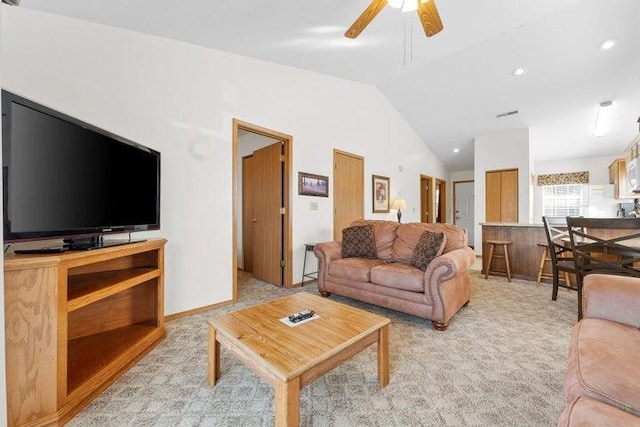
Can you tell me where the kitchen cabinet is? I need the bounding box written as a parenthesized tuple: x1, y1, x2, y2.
(608, 158, 634, 199)
(485, 169, 518, 222)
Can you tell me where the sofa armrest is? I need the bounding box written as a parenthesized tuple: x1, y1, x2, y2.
(582, 274, 640, 327)
(313, 241, 342, 264)
(424, 245, 475, 284)
(423, 246, 475, 324)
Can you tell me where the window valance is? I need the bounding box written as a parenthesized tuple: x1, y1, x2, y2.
(537, 171, 589, 186)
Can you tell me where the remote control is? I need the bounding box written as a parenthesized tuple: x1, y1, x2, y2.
(288, 309, 315, 323)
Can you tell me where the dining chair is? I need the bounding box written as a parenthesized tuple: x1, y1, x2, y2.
(542, 216, 578, 301)
(566, 216, 640, 319)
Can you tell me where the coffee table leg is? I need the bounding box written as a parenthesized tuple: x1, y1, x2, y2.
(274, 377, 300, 427)
(207, 326, 220, 386)
(378, 324, 389, 388)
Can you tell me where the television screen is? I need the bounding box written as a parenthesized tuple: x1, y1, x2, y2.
(2, 90, 160, 246)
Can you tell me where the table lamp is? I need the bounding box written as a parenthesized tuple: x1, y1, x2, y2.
(391, 198, 407, 223)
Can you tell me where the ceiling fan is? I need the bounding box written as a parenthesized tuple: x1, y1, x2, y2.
(345, 0, 443, 39)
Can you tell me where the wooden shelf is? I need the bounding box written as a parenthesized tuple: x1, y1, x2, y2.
(68, 268, 160, 312)
(67, 323, 160, 393)
(4, 238, 167, 427)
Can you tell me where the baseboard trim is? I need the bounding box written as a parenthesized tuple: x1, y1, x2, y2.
(165, 298, 235, 322)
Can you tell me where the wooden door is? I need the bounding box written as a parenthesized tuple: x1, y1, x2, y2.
(435, 178, 446, 223)
(252, 142, 283, 286)
(420, 175, 434, 222)
(501, 170, 518, 222)
(242, 155, 254, 273)
(485, 171, 502, 222)
(486, 169, 518, 223)
(333, 150, 364, 241)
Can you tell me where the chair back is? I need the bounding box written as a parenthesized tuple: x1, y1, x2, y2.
(566, 217, 640, 281)
(542, 216, 574, 265)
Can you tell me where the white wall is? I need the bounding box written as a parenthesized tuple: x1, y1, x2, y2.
(0, 4, 7, 424)
(2, 6, 448, 313)
(533, 154, 632, 220)
(473, 127, 532, 254)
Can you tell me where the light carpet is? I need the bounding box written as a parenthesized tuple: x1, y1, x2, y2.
(68, 269, 577, 426)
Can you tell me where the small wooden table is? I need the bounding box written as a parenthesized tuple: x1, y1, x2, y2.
(207, 292, 390, 427)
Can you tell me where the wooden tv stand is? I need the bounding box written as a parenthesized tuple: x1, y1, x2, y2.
(4, 239, 167, 427)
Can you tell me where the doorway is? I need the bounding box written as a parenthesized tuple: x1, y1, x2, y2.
(233, 119, 292, 301)
(453, 180, 475, 248)
(420, 175, 434, 222)
(333, 149, 364, 241)
(435, 178, 446, 223)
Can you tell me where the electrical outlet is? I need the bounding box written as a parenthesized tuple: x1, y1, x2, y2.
(310, 202, 318, 211)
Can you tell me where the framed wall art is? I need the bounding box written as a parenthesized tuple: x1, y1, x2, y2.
(298, 172, 329, 197)
(372, 174, 390, 213)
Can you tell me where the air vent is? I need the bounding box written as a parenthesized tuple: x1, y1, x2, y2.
(496, 110, 519, 118)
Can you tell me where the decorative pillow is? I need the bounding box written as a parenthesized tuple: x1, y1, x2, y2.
(342, 224, 377, 259)
(411, 230, 446, 271)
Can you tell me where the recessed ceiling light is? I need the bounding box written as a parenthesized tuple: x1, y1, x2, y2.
(599, 38, 619, 51)
(512, 67, 527, 77)
(453, 148, 460, 153)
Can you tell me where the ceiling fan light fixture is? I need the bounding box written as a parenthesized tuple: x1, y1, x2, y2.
(402, 0, 418, 12)
(387, 0, 403, 9)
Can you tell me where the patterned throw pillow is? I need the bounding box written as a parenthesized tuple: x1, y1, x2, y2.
(411, 230, 446, 271)
(342, 224, 377, 259)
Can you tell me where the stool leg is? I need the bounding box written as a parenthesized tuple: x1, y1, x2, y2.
(536, 246, 547, 287)
(301, 249, 308, 286)
(485, 244, 495, 280)
(503, 244, 512, 283)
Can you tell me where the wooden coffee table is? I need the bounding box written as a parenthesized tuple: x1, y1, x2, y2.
(207, 292, 390, 427)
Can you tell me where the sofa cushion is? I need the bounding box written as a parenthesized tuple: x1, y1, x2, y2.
(350, 220, 399, 260)
(370, 262, 424, 292)
(341, 224, 377, 259)
(558, 396, 640, 427)
(411, 230, 446, 271)
(564, 318, 640, 417)
(329, 258, 385, 282)
(392, 223, 467, 262)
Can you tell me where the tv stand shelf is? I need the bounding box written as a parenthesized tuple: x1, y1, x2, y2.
(4, 239, 167, 427)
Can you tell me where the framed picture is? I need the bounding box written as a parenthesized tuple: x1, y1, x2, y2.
(298, 172, 329, 197)
(372, 175, 390, 213)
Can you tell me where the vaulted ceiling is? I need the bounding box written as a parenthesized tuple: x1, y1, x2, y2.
(16, 0, 640, 171)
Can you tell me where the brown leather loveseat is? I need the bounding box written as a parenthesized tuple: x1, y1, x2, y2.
(313, 220, 475, 330)
(558, 274, 640, 426)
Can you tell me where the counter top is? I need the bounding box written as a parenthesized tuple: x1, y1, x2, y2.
(480, 223, 543, 227)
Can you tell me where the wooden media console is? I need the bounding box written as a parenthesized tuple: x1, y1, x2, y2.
(4, 239, 167, 426)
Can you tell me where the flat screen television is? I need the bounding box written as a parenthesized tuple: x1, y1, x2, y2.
(2, 89, 160, 251)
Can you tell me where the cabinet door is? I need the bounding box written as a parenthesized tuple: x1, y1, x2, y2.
(485, 171, 502, 222)
(501, 169, 518, 222)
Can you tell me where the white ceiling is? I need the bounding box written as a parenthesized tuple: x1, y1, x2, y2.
(16, 0, 640, 172)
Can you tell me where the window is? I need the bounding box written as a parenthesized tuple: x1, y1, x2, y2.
(542, 184, 586, 217)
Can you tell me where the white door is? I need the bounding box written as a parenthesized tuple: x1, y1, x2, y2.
(454, 181, 475, 247)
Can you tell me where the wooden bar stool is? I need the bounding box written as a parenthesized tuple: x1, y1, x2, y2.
(485, 240, 512, 282)
(536, 242, 571, 287)
(536, 243, 553, 286)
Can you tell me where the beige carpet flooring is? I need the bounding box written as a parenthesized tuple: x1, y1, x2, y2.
(67, 267, 577, 426)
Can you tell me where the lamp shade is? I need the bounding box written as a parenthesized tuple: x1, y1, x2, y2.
(391, 198, 407, 210)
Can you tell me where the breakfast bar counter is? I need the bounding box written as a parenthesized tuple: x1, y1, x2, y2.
(481, 223, 548, 282)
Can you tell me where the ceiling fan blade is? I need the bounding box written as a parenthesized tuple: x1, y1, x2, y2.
(345, 0, 388, 39)
(417, 0, 443, 37)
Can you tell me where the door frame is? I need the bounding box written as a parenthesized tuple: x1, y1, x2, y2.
(435, 178, 447, 223)
(232, 119, 293, 300)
